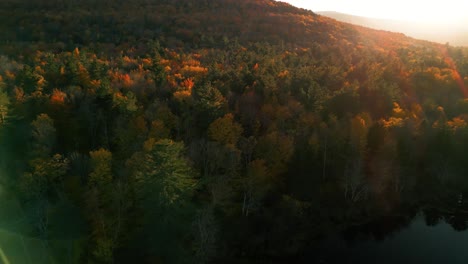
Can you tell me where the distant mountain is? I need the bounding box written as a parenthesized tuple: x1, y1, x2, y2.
(318, 11, 468, 46)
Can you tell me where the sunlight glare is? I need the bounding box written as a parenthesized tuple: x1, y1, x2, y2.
(282, 0, 468, 25)
(0, 246, 10, 264)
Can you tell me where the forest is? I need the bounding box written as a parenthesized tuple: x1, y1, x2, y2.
(0, 0, 468, 263)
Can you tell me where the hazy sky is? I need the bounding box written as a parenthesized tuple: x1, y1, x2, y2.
(280, 0, 468, 25)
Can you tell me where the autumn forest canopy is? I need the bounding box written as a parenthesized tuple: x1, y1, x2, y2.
(0, 0, 468, 263)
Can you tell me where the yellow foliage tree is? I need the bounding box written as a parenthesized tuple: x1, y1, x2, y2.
(208, 113, 243, 146)
(89, 148, 113, 186)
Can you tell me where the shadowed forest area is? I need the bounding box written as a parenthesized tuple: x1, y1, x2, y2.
(0, 0, 468, 263)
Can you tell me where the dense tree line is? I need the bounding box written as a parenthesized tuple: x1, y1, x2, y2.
(0, 0, 468, 263)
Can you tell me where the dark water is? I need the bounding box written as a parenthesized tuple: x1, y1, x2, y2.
(317, 214, 468, 264)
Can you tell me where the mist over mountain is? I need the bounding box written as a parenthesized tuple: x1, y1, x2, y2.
(318, 11, 468, 46)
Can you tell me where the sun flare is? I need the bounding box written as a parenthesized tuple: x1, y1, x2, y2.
(282, 0, 467, 25)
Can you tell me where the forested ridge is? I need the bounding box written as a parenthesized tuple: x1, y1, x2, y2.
(0, 0, 468, 263)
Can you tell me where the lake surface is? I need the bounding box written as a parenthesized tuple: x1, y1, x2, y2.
(316, 214, 468, 263)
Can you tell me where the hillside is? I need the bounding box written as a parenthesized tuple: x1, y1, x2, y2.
(0, 0, 468, 263)
(0, 0, 448, 53)
(318, 11, 468, 47)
